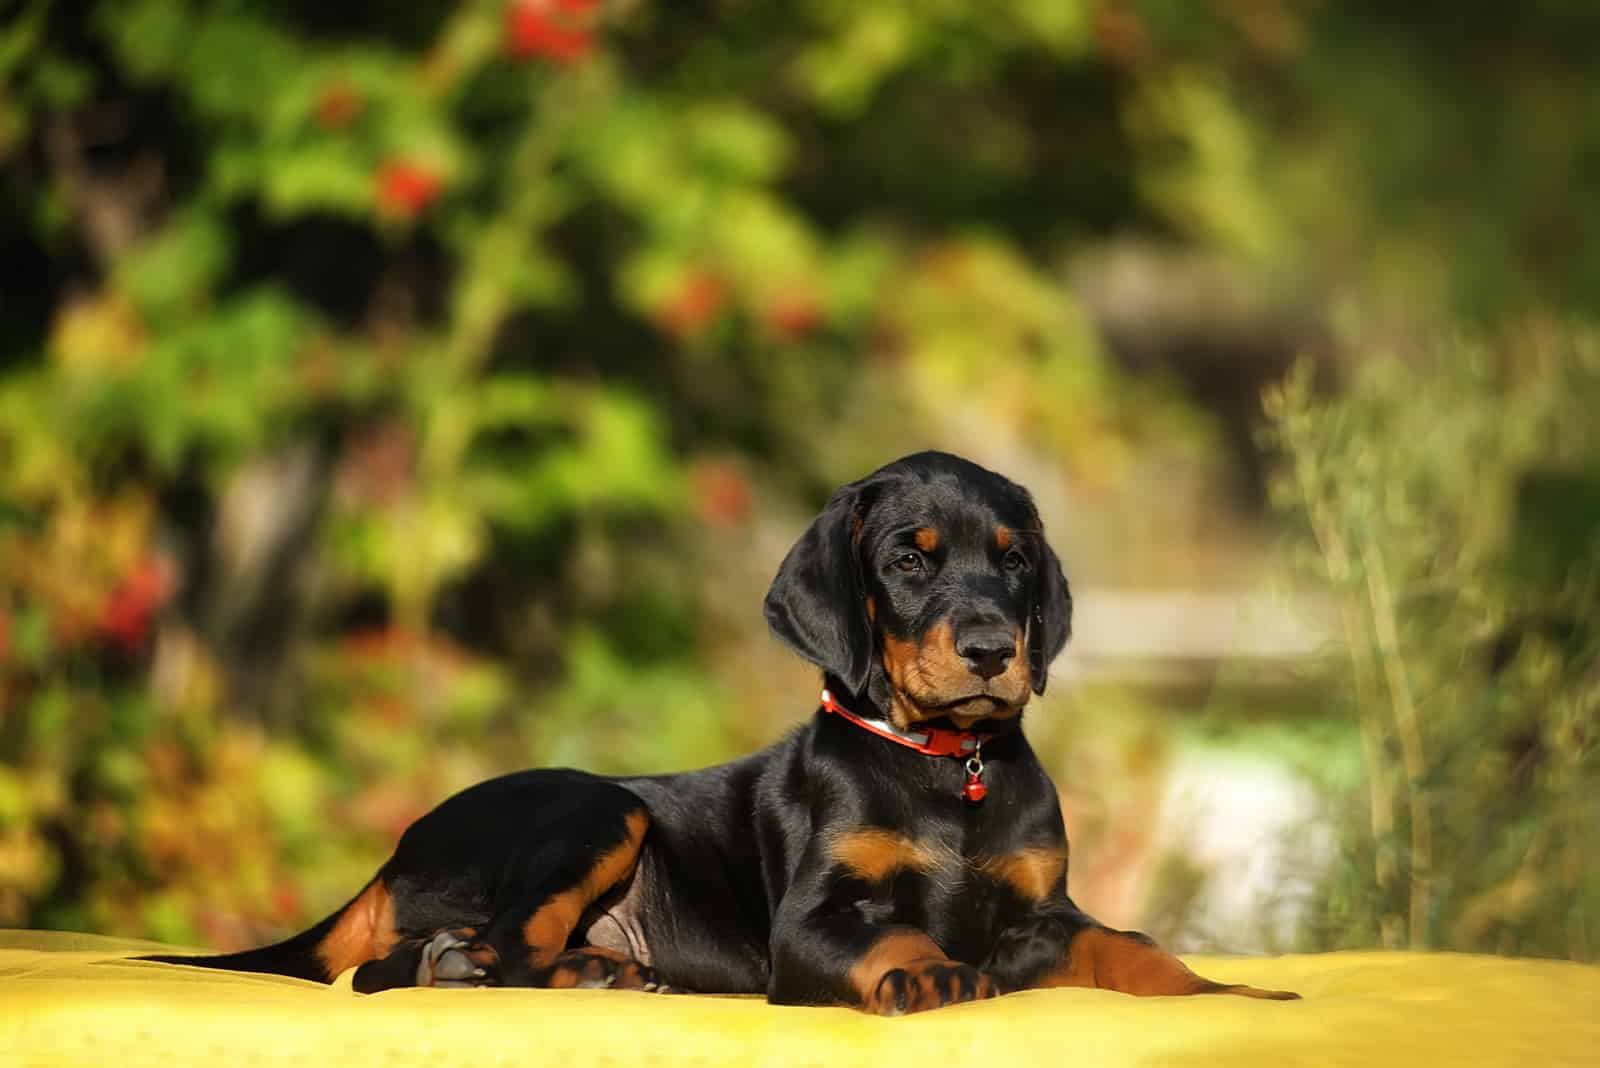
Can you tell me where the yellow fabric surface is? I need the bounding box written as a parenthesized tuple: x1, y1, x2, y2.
(2, 930, 1596, 1067)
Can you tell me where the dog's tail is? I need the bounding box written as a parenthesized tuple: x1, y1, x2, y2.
(135, 877, 389, 983)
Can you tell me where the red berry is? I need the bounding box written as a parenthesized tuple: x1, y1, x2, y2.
(98, 555, 175, 653)
(272, 881, 304, 922)
(658, 270, 728, 339)
(506, 0, 596, 64)
(765, 294, 823, 340)
(314, 82, 362, 130)
(691, 459, 752, 528)
(375, 160, 444, 219)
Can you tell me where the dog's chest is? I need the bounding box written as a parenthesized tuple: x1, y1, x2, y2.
(828, 827, 1067, 915)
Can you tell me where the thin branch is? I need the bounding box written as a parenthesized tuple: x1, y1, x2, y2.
(1359, 534, 1433, 948)
(1293, 457, 1402, 947)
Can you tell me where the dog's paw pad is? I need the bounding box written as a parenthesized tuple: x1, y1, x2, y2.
(867, 959, 998, 1016)
(416, 930, 499, 988)
(542, 949, 664, 992)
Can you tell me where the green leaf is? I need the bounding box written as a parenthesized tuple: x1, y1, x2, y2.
(93, 0, 193, 83)
(259, 142, 380, 219)
(682, 103, 792, 184)
(115, 210, 232, 320)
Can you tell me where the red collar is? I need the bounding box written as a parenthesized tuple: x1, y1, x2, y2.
(819, 689, 990, 758)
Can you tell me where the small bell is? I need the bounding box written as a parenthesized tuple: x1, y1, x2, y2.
(962, 752, 986, 803)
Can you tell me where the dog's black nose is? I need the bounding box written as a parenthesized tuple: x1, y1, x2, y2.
(956, 627, 1016, 680)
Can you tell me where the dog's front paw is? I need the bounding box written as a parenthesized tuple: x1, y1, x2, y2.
(416, 929, 500, 988)
(867, 959, 998, 1016)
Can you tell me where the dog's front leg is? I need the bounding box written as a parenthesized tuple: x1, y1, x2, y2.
(771, 909, 998, 1015)
(985, 905, 1298, 1000)
(767, 849, 998, 1015)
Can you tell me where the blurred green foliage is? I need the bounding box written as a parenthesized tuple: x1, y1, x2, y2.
(1266, 345, 1600, 960)
(0, 1, 1596, 958)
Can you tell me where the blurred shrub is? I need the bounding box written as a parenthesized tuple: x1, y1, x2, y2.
(0, 0, 1186, 945)
(1266, 340, 1600, 960)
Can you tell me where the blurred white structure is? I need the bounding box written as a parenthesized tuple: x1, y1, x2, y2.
(1063, 589, 1335, 676)
(1149, 750, 1334, 953)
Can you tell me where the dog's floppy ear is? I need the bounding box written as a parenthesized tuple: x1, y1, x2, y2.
(1028, 536, 1072, 695)
(764, 483, 876, 695)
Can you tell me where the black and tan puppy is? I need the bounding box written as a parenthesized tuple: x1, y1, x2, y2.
(143, 451, 1296, 1012)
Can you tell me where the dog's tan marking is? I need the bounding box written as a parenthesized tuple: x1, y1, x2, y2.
(828, 828, 955, 883)
(316, 880, 400, 979)
(1041, 927, 1299, 999)
(976, 846, 1067, 902)
(522, 808, 649, 968)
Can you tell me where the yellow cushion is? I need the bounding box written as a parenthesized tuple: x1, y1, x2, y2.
(3, 929, 1596, 1067)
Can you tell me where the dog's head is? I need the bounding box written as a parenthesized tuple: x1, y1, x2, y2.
(765, 451, 1072, 730)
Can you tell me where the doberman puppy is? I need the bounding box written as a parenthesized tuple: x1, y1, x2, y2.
(143, 451, 1297, 1012)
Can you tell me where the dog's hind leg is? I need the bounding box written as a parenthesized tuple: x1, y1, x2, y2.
(353, 796, 658, 992)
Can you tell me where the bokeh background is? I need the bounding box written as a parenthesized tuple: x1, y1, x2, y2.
(1, 1, 1596, 962)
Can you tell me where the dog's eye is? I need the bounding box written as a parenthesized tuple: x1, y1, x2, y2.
(1003, 550, 1028, 573)
(894, 552, 925, 574)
